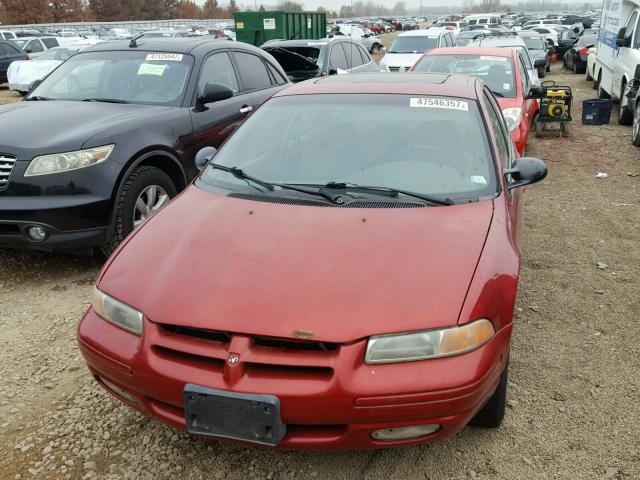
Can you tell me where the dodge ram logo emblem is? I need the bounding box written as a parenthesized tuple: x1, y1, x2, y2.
(227, 353, 240, 365)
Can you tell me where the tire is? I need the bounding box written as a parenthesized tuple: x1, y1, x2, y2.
(371, 44, 381, 54)
(469, 362, 509, 428)
(618, 82, 633, 125)
(560, 122, 570, 136)
(632, 103, 640, 146)
(598, 86, 611, 99)
(100, 165, 177, 257)
(535, 119, 543, 138)
(538, 68, 545, 79)
(593, 70, 601, 90)
(585, 66, 592, 81)
(546, 62, 551, 73)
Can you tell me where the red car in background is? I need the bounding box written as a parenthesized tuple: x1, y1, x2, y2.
(78, 73, 547, 449)
(411, 47, 539, 156)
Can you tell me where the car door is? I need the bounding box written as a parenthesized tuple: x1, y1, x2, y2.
(0, 44, 11, 78)
(614, 10, 639, 98)
(231, 50, 283, 109)
(25, 39, 45, 58)
(328, 43, 349, 73)
(342, 42, 365, 73)
(355, 43, 377, 72)
(190, 50, 252, 155)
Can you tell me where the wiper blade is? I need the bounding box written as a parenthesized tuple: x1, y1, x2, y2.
(81, 98, 130, 104)
(209, 164, 275, 192)
(322, 182, 453, 206)
(25, 96, 53, 101)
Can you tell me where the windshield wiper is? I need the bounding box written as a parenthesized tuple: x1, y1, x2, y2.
(209, 164, 344, 203)
(25, 96, 53, 101)
(317, 182, 453, 206)
(81, 98, 130, 104)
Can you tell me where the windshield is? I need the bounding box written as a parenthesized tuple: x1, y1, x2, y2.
(39, 48, 79, 61)
(414, 54, 516, 98)
(28, 50, 194, 106)
(522, 37, 545, 50)
(199, 94, 497, 201)
(388, 36, 438, 54)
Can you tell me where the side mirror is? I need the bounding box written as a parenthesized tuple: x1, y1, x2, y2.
(616, 27, 630, 47)
(197, 83, 233, 106)
(195, 146, 217, 171)
(545, 38, 554, 47)
(525, 86, 545, 99)
(27, 79, 42, 93)
(504, 157, 547, 190)
(534, 58, 546, 69)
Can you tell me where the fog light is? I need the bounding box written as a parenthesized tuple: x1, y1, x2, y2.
(26, 225, 48, 242)
(100, 377, 139, 405)
(371, 424, 440, 441)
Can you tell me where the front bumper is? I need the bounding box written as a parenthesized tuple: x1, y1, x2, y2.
(78, 309, 512, 450)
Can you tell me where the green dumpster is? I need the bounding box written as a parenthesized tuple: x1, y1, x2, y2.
(233, 11, 327, 46)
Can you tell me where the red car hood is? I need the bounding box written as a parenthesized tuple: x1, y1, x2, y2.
(100, 187, 494, 343)
(496, 97, 520, 109)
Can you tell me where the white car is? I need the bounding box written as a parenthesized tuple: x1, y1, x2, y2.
(11, 37, 61, 59)
(7, 44, 90, 94)
(0, 30, 18, 41)
(332, 23, 384, 53)
(586, 46, 597, 82)
(522, 25, 564, 47)
(379, 28, 454, 72)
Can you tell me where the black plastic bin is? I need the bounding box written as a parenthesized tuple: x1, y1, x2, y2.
(582, 99, 613, 125)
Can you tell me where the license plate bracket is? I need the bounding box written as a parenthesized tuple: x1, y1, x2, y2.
(183, 384, 286, 446)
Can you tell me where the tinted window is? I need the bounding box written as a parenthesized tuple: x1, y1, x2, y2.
(414, 54, 517, 98)
(329, 44, 349, 70)
(483, 89, 510, 168)
(198, 52, 239, 95)
(344, 43, 363, 68)
(357, 44, 371, 64)
(234, 51, 272, 91)
(518, 54, 529, 91)
(42, 38, 59, 48)
(27, 40, 44, 53)
(522, 37, 545, 50)
(266, 62, 287, 85)
(201, 94, 497, 201)
(625, 11, 638, 43)
(444, 34, 453, 46)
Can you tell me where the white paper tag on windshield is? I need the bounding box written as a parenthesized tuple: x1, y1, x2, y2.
(146, 53, 183, 62)
(410, 97, 469, 111)
(481, 55, 507, 62)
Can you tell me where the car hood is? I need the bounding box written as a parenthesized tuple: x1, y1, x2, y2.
(0, 101, 172, 160)
(380, 52, 425, 69)
(495, 97, 521, 109)
(7, 60, 61, 86)
(99, 187, 494, 343)
(528, 49, 547, 60)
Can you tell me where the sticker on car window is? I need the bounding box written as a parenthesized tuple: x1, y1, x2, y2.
(480, 55, 507, 62)
(410, 97, 469, 111)
(503, 83, 511, 90)
(138, 63, 167, 76)
(146, 53, 183, 62)
(470, 175, 488, 184)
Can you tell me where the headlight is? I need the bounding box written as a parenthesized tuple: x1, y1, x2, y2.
(92, 287, 144, 335)
(25, 144, 114, 177)
(502, 107, 522, 132)
(364, 319, 495, 364)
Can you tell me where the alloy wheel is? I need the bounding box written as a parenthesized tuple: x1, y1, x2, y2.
(133, 184, 169, 228)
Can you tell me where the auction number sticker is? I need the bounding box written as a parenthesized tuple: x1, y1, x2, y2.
(410, 97, 469, 111)
(146, 53, 183, 62)
(480, 55, 507, 62)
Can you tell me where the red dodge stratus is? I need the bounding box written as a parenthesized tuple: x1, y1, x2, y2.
(78, 73, 547, 450)
(410, 47, 539, 156)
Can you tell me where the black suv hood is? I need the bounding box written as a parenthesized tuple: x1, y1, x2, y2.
(0, 101, 171, 161)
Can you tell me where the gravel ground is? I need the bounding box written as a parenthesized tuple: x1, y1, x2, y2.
(1, 56, 639, 480)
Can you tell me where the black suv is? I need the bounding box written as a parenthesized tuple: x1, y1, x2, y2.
(0, 40, 28, 83)
(0, 38, 290, 254)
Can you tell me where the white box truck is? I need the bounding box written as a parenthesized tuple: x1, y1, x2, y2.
(594, 0, 640, 124)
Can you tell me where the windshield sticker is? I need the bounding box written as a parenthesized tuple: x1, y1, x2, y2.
(146, 53, 183, 62)
(138, 63, 167, 76)
(470, 175, 488, 184)
(503, 83, 511, 89)
(480, 55, 507, 62)
(410, 97, 469, 111)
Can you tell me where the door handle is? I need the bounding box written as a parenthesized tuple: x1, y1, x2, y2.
(240, 105, 253, 114)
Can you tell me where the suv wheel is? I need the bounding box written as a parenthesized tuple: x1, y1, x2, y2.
(469, 361, 509, 428)
(101, 165, 177, 257)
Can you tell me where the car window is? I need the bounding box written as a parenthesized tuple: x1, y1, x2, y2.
(198, 52, 239, 95)
(357, 44, 370, 64)
(518, 53, 530, 91)
(265, 61, 287, 85)
(42, 38, 59, 48)
(201, 94, 498, 201)
(483, 88, 510, 168)
(388, 36, 438, 53)
(444, 34, 453, 46)
(344, 43, 363, 68)
(479, 19, 488, 24)
(329, 43, 349, 70)
(515, 46, 532, 69)
(27, 40, 44, 53)
(233, 51, 272, 91)
(625, 11, 638, 44)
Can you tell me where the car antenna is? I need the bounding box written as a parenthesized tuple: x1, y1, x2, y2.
(129, 34, 144, 48)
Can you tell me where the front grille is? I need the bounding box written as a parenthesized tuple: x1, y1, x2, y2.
(159, 324, 231, 344)
(0, 154, 17, 191)
(253, 336, 338, 352)
(228, 193, 425, 208)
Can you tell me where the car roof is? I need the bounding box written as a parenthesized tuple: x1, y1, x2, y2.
(424, 46, 516, 58)
(262, 38, 351, 47)
(397, 28, 443, 37)
(83, 38, 258, 56)
(274, 72, 479, 99)
(474, 36, 526, 47)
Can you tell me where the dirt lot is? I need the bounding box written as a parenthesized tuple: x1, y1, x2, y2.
(1, 57, 639, 480)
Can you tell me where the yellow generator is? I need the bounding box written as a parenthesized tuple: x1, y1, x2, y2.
(528, 81, 573, 137)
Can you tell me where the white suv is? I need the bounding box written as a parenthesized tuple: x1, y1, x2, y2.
(379, 28, 454, 72)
